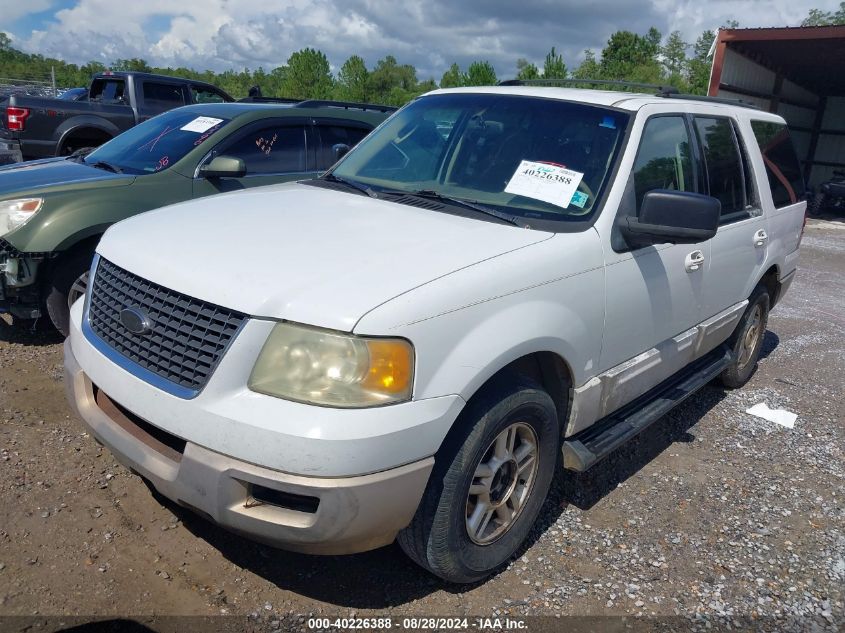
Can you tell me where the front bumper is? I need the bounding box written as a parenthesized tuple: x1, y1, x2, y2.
(65, 337, 435, 554)
(0, 248, 43, 318)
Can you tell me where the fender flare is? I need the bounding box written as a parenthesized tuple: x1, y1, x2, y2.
(53, 116, 120, 155)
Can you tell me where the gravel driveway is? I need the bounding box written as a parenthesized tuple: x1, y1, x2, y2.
(0, 220, 842, 632)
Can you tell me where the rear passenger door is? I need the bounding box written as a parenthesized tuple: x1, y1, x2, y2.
(138, 81, 188, 120)
(693, 115, 767, 321)
(192, 119, 318, 197)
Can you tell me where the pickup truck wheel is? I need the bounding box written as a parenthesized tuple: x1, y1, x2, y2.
(398, 374, 559, 583)
(719, 285, 769, 389)
(45, 249, 95, 337)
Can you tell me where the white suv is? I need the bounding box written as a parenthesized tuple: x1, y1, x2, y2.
(64, 86, 806, 583)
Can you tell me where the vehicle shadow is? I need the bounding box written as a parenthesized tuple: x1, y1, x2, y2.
(759, 329, 779, 362)
(0, 315, 63, 346)
(557, 384, 727, 511)
(157, 331, 777, 607)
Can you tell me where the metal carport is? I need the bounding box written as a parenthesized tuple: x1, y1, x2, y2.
(709, 25, 845, 190)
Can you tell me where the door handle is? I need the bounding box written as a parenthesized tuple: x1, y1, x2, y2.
(685, 250, 705, 273)
(753, 229, 768, 247)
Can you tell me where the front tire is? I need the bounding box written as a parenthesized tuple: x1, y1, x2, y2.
(398, 374, 559, 583)
(719, 285, 769, 389)
(45, 249, 94, 337)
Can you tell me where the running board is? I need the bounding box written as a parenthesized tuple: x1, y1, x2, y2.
(562, 346, 733, 472)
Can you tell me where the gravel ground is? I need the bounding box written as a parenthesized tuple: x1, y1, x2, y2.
(0, 220, 843, 632)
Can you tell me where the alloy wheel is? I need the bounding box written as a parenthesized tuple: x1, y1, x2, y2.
(67, 270, 90, 311)
(465, 422, 540, 545)
(737, 304, 763, 369)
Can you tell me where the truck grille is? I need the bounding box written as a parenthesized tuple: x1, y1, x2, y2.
(88, 258, 247, 393)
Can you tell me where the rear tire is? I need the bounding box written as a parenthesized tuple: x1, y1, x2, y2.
(807, 191, 826, 216)
(719, 285, 769, 389)
(398, 373, 559, 583)
(45, 248, 95, 337)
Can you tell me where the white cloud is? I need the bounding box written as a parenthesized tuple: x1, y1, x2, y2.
(3, 0, 54, 23)
(7, 0, 841, 80)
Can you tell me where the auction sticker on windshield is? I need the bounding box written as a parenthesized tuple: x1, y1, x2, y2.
(180, 117, 225, 133)
(505, 160, 584, 209)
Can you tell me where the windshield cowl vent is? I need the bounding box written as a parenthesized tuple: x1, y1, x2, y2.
(389, 196, 445, 211)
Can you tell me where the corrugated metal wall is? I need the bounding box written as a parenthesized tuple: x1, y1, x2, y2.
(815, 97, 845, 185)
(720, 49, 776, 95)
(714, 47, 843, 189)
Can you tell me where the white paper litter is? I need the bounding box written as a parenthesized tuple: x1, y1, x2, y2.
(745, 402, 798, 428)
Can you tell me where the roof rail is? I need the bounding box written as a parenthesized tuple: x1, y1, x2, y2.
(498, 78, 679, 96)
(659, 92, 762, 110)
(293, 99, 398, 113)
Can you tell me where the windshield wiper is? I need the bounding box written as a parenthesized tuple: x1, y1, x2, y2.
(406, 190, 524, 227)
(322, 173, 377, 198)
(89, 160, 123, 174)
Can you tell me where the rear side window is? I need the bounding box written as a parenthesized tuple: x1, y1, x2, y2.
(142, 82, 186, 113)
(315, 125, 371, 170)
(220, 125, 308, 174)
(632, 116, 695, 212)
(191, 86, 226, 104)
(750, 121, 805, 208)
(89, 79, 127, 105)
(693, 117, 750, 219)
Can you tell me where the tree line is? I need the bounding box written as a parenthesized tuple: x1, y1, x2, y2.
(1, 5, 841, 104)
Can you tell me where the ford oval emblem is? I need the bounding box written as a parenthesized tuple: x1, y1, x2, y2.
(119, 306, 152, 335)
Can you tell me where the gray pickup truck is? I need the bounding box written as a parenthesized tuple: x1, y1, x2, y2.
(0, 72, 233, 163)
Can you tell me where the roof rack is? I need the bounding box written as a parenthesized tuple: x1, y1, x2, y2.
(237, 96, 301, 104)
(659, 92, 762, 110)
(293, 99, 397, 113)
(498, 78, 680, 96)
(498, 78, 765, 110)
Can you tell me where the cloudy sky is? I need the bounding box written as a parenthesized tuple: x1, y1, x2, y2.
(3, 0, 840, 79)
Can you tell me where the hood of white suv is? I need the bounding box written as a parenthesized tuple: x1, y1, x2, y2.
(96, 182, 552, 331)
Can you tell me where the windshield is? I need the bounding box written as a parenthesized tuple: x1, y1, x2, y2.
(83, 110, 231, 175)
(332, 93, 628, 222)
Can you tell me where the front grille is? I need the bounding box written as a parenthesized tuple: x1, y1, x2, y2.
(88, 258, 247, 393)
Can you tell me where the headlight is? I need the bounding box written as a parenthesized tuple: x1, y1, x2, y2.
(249, 322, 414, 407)
(0, 198, 43, 235)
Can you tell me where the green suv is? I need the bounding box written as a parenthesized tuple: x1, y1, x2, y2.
(0, 100, 393, 334)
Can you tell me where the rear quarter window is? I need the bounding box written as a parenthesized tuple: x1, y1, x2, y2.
(750, 121, 805, 208)
(89, 79, 127, 105)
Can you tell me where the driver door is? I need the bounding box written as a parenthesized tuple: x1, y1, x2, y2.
(598, 114, 709, 416)
(192, 119, 319, 197)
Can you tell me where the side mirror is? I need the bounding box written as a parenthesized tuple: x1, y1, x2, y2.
(332, 143, 351, 161)
(621, 190, 720, 246)
(199, 155, 246, 179)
